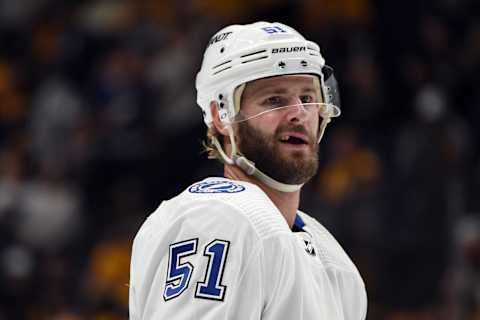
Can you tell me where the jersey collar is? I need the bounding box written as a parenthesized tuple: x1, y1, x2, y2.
(292, 214, 306, 232)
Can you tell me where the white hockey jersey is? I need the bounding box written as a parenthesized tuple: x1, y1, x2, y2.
(129, 177, 367, 320)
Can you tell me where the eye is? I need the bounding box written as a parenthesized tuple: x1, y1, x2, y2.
(300, 95, 315, 103)
(263, 96, 287, 108)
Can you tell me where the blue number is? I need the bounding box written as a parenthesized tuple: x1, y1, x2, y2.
(163, 239, 198, 301)
(195, 240, 230, 301)
(163, 238, 230, 301)
(262, 26, 288, 34)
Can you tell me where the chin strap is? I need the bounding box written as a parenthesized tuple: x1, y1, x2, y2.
(232, 154, 303, 192)
(211, 125, 303, 193)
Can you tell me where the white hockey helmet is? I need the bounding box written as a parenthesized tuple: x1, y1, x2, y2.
(195, 21, 341, 127)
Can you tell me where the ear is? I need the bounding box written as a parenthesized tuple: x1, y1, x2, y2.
(210, 101, 229, 137)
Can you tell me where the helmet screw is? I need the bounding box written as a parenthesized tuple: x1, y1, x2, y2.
(278, 61, 286, 68)
(300, 60, 308, 67)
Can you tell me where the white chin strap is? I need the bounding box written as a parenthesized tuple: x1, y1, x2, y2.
(232, 154, 303, 192)
(212, 118, 332, 193)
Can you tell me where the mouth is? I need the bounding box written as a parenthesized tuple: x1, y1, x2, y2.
(279, 133, 309, 146)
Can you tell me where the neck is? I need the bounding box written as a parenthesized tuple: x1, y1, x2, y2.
(224, 164, 300, 228)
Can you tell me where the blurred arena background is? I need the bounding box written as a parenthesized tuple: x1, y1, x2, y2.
(0, 0, 479, 319)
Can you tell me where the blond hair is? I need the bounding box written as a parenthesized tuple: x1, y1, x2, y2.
(202, 126, 223, 160)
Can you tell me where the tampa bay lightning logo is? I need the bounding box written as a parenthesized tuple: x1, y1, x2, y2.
(189, 181, 245, 194)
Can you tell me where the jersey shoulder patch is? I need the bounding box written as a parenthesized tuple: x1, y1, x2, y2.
(188, 180, 245, 194)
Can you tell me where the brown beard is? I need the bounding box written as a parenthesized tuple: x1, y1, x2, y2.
(237, 121, 319, 185)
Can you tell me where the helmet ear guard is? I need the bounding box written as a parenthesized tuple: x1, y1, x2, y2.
(213, 89, 239, 125)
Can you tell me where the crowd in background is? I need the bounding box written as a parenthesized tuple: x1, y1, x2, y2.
(0, 0, 479, 319)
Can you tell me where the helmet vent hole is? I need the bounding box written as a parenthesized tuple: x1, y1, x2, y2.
(300, 60, 308, 67)
(220, 47, 225, 53)
(213, 60, 232, 69)
(239, 49, 268, 64)
(278, 61, 286, 68)
(241, 56, 268, 64)
(240, 49, 267, 58)
(212, 66, 232, 75)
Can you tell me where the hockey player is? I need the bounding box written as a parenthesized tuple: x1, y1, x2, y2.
(129, 21, 367, 320)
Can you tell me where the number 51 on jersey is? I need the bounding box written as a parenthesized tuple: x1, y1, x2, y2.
(163, 238, 230, 301)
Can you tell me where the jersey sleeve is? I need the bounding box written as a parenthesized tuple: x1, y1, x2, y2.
(129, 198, 264, 320)
(338, 272, 368, 320)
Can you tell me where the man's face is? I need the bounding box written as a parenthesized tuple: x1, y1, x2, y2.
(235, 75, 321, 185)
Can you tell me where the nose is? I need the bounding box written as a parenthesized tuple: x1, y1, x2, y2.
(285, 97, 308, 123)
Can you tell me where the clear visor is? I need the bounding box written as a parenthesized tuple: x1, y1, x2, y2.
(233, 102, 340, 124)
(232, 65, 341, 124)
